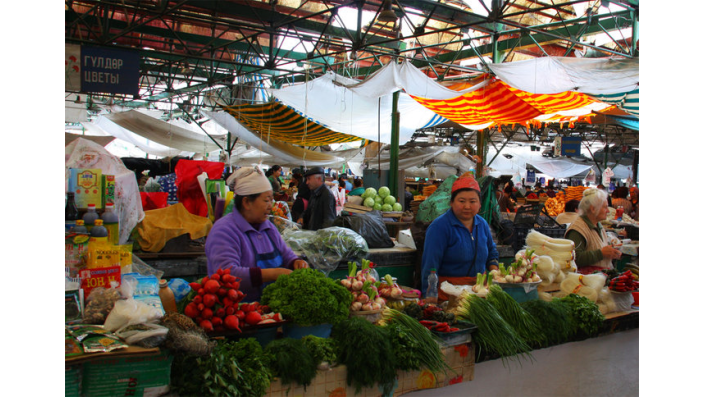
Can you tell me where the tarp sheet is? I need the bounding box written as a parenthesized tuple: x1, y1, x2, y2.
(220, 101, 367, 146)
(103, 109, 228, 154)
(487, 57, 639, 95)
(268, 62, 454, 145)
(204, 109, 364, 168)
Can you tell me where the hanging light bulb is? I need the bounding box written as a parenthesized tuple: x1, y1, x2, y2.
(378, 0, 397, 23)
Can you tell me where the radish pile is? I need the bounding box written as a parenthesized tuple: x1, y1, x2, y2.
(182, 268, 285, 333)
(341, 260, 388, 312)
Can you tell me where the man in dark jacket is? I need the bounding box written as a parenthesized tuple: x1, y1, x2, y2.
(300, 167, 336, 230)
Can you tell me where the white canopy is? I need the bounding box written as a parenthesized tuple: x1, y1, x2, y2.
(488, 57, 639, 95)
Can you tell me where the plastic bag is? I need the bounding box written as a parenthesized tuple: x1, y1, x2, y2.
(115, 323, 169, 348)
(83, 286, 122, 324)
(175, 160, 225, 217)
(332, 210, 394, 249)
(103, 298, 164, 332)
(284, 226, 368, 276)
(416, 176, 457, 223)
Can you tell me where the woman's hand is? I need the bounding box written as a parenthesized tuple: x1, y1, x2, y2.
(261, 267, 293, 282)
(601, 245, 622, 260)
(293, 259, 309, 270)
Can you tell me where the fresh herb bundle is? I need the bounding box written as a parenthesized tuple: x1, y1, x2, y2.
(457, 294, 533, 365)
(486, 285, 545, 347)
(380, 309, 450, 373)
(171, 337, 273, 397)
(264, 338, 318, 389)
(520, 299, 573, 346)
(261, 268, 353, 326)
(557, 293, 605, 337)
(332, 317, 398, 395)
(302, 335, 338, 366)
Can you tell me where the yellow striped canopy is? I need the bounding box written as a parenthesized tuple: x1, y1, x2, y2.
(408, 78, 597, 126)
(221, 102, 367, 146)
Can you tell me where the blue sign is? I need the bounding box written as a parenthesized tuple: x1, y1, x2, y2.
(560, 137, 582, 156)
(526, 170, 536, 184)
(81, 46, 140, 96)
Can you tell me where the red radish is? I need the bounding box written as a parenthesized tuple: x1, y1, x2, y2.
(211, 317, 223, 327)
(258, 305, 271, 314)
(201, 276, 210, 284)
(245, 311, 262, 325)
(249, 302, 260, 311)
(189, 282, 201, 291)
(237, 290, 245, 300)
(184, 303, 199, 318)
(217, 288, 227, 297)
(224, 315, 241, 332)
(215, 308, 226, 318)
(203, 294, 218, 308)
(235, 310, 246, 321)
(198, 288, 205, 296)
(231, 280, 241, 290)
(201, 308, 213, 319)
(200, 320, 214, 332)
(223, 268, 231, 275)
(222, 297, 233, 307)
(216, 268, 224, 276)
(192, 295, 203, 304)
(211, 273, 221, 282)
(228, 289, 238, 300)
(204, 280, 221, 294)
(225, 306, 236, 316)
(240, 303, 250, 312)
(197, 303, 205, 312)
(221, 274, 234, 283)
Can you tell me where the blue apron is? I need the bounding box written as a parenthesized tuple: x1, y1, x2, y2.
(246, 230, 284, 292)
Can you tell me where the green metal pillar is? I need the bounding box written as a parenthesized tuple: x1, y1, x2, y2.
(631, 10, 639, 56)
(389, 90, 400, 193)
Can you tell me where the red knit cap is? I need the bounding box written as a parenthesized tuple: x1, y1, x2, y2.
(452, 176, 480, 193)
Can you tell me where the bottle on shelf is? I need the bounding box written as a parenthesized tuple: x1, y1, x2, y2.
(70, 219, 89, 235)
(426, 268, 439, 302)
(65, 192, 79, 233)
(159, 279, 177, 313)
(89, 219, 109, 244)
(82, 203, 99, 233)
(100, 203, 120, 245)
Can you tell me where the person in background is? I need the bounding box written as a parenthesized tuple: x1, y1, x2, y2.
(206, 166, 309, 302)
(420, 175, 500, 302)
(331, 176, 347, 216)
(266, 165, 289, 201)
(629, 186, 639, 220)
(342, 175, 353, 192)
(596, 184, 612, 207)
(611, 187, 633, 215)
(289, 170, 303, 189)
(348, 178, 366, 196)
(564, 188, 621, 274)
(291, 171, 310, 222)
(545, 182, 557, 198)
(556, 199, 580, 225)
(498, 184, 516, 213)
(299, 167, 336, 230)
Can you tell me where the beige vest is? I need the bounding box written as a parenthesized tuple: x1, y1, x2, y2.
(567, 217, 613, 270)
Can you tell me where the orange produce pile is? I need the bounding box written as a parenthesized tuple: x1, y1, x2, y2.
(564, 186, 588, 202)
(423, 185, 437, 196)
(544, 197, 564, 216)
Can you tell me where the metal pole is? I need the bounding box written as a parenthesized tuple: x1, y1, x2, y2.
(390, 90, 400, 194)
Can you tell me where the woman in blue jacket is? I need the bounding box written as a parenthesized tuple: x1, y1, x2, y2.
(421, 175, 499, 302)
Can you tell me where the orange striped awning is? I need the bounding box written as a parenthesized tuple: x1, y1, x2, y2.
(408, 79, 597, 126)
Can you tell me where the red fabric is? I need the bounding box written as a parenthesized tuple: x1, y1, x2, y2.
(141, 192, 169, 211)
(451, 176, 480, 193)
(175, 160, 225, 217)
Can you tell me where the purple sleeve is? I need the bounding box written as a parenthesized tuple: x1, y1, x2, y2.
(205, 218, 262, 294)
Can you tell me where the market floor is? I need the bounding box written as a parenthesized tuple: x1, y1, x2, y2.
(408, 328, 639, 397)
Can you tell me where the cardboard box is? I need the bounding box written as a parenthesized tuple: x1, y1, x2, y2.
(69, 168, 103, 209)
(80, 350, 172, 397)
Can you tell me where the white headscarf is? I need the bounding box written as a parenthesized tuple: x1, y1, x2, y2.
(226, 166, 272, 196)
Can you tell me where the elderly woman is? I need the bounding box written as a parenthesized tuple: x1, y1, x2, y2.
(564, 188, 622, 274)
(420, 175, 500, 302)
(206, 166, 309, 302)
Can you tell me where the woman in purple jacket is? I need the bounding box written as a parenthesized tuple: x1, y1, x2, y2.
(206, 166, 309, 302)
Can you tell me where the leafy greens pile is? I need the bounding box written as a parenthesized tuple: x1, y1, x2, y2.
(261, 268, 352, 326)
